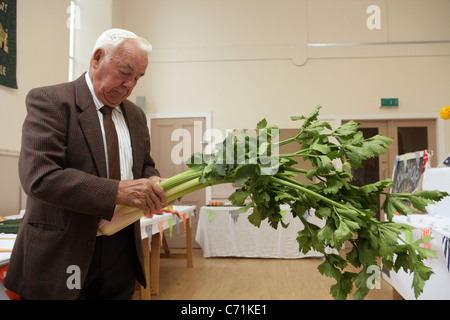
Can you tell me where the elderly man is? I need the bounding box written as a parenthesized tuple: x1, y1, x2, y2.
(5, 29, 165, 300)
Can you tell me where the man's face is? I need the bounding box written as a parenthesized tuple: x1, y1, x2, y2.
(90, 39, 148, 107)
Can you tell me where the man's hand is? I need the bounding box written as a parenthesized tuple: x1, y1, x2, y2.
(115, 176, 167, 216)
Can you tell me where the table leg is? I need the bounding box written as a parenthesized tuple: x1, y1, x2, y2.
(133, 238, 151, 300)
(158, 216, 194, 268)
(141, 238, 151, 300)
(186, 217, 193, 268)
(392, 288, 405, 300)
(150, 233, 160, 296)
(162, 232, 171, 257)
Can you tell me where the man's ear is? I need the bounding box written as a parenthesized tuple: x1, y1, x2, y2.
(91, 48, 104, 69)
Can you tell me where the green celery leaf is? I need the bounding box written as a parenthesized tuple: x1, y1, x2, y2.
(234, 203, 253, 214)
(330, 272, 355, 300)
(228, 189, 249, 205)
(359, 179, 394, 196)
(318, 254, 346, 278)
(248, 207, 262, 227)
(233, 164, 256, 185)
(311, 138, 332, 154)
(323, 178, 344, 194)
(291, 105, 322, 128)
(414, 190, 449, 202)
(256, 118, 267, 130)
(315, 206, 332, 219)
(333, 120, 359, 136)
(334, 219, 356, 242)
(412, 264, 433, 298)
(381, 197, 397, 220)
(391, 197, 417, 215)
(297, 220, 325, 254)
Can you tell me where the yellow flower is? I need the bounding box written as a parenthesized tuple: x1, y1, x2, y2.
(440, 106, 450, 120)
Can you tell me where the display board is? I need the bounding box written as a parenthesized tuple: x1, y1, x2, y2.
(391, 150, 431, 194)
(0, 0, 16, 89)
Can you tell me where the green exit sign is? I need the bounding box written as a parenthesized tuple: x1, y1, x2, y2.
(381, 98, 399, 107)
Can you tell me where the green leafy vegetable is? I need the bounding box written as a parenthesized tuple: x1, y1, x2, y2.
(101, 105, 448, 300)
(181, 105, 447, 299)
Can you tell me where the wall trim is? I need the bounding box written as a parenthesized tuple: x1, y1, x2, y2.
(0, 149, 20, 157)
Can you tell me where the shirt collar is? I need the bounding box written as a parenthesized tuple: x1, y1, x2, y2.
(85, 72, 123, 114)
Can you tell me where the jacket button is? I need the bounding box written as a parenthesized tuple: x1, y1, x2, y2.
(87, 240, 96, 247)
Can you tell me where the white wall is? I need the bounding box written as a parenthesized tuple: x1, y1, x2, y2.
(13, 0, 444, 156)
(71, 0, 114, 80)
(120, 0, 450, 158)
(0, 0, 71, 214)
(0, 0, 449, 213)
(2, 0, 449, 155)
(0, 0, 70, 152)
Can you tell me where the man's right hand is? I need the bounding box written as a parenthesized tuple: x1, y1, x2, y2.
(115, 176, 167, 216)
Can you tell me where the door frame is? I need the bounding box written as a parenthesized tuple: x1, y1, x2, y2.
(319, 112, 445, 165)
(147, 112, 213, 202)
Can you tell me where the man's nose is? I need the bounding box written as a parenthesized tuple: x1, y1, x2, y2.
(122, 78, 137, 90)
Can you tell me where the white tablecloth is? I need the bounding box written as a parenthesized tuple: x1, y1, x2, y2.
(388, 167, 450, 299)
(0, 213, 23, 267)
(196, 205, 333, 259)
(422, 167, 450, 218)
(139, 205, 196, 240)
(0, 235, 15, 267)
(0, 235, 15, 300)
(389, 214, 450, 300)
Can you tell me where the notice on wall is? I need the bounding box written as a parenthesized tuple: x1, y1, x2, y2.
(0, 0, 17, 89)
(391, 150, 431, 194)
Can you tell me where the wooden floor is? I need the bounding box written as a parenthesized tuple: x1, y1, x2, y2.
(156, 248, 393, 300)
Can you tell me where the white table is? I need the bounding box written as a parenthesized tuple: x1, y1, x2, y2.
(389, 167, 450, 300)
(0, 234, 16, 300)
(389, 214, 450, 300)
(0, 234, 15, 267)
(196, 205, 334, 259)
(135, 205, 196, 299)
(0, 213, 23, 268)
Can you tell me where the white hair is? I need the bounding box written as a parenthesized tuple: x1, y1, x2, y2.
(91, 28, 152, 57)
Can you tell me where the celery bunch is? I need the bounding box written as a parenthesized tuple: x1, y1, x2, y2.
(98, 105, 447, 300)
(97, 169, 231, 236)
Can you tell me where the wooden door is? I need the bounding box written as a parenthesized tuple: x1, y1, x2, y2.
(278, 129, 314, 185)
(345, 118, 437, 220)
(390, 119, 437, 168)
(150, 117, 206, 248)
(347, 121, 389, 220)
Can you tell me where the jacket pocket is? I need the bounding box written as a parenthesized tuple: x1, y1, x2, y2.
(27, 222, 65, 233)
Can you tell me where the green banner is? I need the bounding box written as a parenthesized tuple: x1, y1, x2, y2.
(0, 0, 17, 89)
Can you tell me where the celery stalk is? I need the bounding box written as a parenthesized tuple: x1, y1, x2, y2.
(97, 170, 231, 236)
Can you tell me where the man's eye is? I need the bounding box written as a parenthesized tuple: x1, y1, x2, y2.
(119, 70, 131, 77)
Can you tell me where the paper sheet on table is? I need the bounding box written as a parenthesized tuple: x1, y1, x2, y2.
(422, 168, 450, 217)
(0, 235, 16, 266)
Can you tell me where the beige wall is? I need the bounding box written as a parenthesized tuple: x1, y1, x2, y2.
(0, 0, 449, 212)
(2, 0, 448, 153)
(0, 0, 70, 152)
(0, 0, 70, 215)
(121, 0, 450, 161)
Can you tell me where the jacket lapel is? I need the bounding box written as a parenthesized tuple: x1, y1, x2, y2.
(121, 101, 144, 179)
(75, 74, 108, 178)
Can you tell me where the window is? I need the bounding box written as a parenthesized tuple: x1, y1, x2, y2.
(67, 1, 78, 81)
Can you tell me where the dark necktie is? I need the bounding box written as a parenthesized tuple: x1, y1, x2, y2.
(100, 106, 121, 180)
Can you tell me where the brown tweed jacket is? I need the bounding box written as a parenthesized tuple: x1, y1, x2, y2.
(5, 74, 159, 299)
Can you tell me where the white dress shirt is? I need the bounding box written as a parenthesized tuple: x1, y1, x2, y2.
(85, 72, 134, 180)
